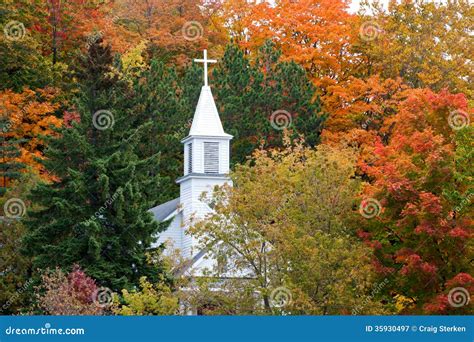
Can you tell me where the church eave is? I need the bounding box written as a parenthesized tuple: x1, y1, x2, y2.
(149, 197, 180, 222)
(176, 173, 230, 184)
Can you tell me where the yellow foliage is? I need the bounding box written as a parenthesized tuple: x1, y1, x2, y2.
(121, 40, 147, 78)
(394, 294, 416, 313)
(113, 277, 178, 316)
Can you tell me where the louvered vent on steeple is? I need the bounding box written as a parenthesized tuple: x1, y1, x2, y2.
(187, 143, 193, 173)
(204, 142, 219, 174)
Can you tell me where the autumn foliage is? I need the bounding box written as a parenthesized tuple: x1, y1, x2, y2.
(0, 88, 61, 180)
(0, 0, 472, 316)
(358, 89, 472, 313)
(36, 266, 104, 315)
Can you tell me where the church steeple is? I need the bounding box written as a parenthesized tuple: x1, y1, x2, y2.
(180, 50, 232, 178)
(151, 50, 233, 262)
(176, 50, 233, 257)
(186, 50, 232, 138)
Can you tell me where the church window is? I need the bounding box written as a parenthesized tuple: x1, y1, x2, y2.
(204, 142, 219, 174)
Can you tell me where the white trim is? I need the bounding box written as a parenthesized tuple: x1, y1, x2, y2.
(163, 209, 179, 222)
(181, 134, 232, 144)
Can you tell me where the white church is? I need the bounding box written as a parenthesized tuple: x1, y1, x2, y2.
(150, 50, 232, 276)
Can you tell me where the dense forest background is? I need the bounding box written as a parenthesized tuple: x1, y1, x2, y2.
(0, 0, 472, 315)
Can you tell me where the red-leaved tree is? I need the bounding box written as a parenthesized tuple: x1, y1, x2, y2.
(357, 89, 473, 314)
(37, 265, 105, 315)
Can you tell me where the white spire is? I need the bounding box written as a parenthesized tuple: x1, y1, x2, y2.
(187, 50, 232, 138)
(188, 86, 231, 137)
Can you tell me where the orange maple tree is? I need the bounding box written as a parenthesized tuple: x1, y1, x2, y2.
(226, 0, 357, 87)
(98, 0, 227, 65)
(0, 88, 61, 178)
(321, 76, 409, 171)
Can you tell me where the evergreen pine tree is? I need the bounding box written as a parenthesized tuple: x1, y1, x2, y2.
(131, 60, 190, 203)
(0, 117, 25, 195)
(23, 38, 168, 290)
(210, 41, 327, 165)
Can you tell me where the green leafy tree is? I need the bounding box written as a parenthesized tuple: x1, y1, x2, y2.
(0, 0, 65, 92)
(0, 36, 63, 92)
(357, 0, 473, 97)
(113, 276, 178, 315)
(0, 173, 38, 315)
(0, 218, 32, 314)
(23, 38, 168, 290)
(190, 139, 390, 314)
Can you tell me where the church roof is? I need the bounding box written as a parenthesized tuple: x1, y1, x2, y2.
(149, 197, 180, 222)
(188, 86, 232, 138)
